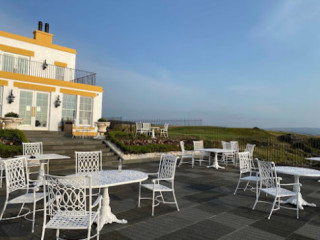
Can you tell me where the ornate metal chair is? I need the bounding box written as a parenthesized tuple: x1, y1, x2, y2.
(75, 151, 103, 174)
(0, 157, 44, 232)
(160, 123, 169, 137)
(142, 122, 152, 135)
(234, 152, 259, 195)
(221, 141, 235, 165)
(178, 141, 193, 167)
(0, 158, 4, 188)
(252, 159, 299, 219)
(41, 174, 102, 240)
(22, 142, 45, 174)
(138, 154, 180, 216)
(192, 140, 210, 167)
(245, 144, 256, 167)
(135, 122, 143, 135)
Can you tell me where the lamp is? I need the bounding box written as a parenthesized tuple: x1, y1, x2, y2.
(42, 60, 48, 70)
(8, 90, 15, 104)
(55, 95, 61, 108)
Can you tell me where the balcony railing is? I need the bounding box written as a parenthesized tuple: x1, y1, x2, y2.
(0, 53, 96, 85)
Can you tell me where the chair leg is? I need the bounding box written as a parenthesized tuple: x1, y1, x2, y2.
(87, 226, 91, 240)
(0, 200, 8, 220)
(252, 188, 261, 210)
(234, 179, 241, 195)
(152, 190, 155, 216)
(268, 197, 277, 220)
(97, 212, 100, 240)
(138, 183, 141, 208)
(32, 201, 36, 232)
(56, 229, 60, 240)
(244, 181, 250, 192)
(41, 226, 46, 240)
(0, 169, 3, 188)
(192, 156, 194, 168)
(172, 190, 180, 212)
(18, 203, 25, 216)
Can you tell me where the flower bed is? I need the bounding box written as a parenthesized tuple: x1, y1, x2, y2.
(107, 131, 199, 154)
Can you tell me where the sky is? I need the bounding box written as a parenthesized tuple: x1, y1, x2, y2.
(0, 0, 320, 128)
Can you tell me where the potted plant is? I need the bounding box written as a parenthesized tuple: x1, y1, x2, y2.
(94, 117, 111, 139)
(1, 112, 23, 129)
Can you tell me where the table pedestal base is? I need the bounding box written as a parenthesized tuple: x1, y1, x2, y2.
(281, 193, 316, 210)
(98, 187, 127, 231)
(206, 154, 225, 170)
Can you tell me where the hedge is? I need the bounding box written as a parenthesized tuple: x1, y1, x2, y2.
(0, 129, 27, 157)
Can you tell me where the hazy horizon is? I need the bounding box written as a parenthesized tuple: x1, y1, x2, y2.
(1, 0, 320, 129)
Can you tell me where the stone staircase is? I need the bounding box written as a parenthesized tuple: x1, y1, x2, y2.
(23, 131, 119, 172)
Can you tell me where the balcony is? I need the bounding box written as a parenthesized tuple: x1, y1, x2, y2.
(0, 53, 96, 85)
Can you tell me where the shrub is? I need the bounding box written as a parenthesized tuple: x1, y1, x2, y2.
(4, 112, 19, 118)
(0, 129, 27, 157)
(98, 117, 108, 122)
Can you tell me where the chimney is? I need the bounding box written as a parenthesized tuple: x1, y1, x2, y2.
(38, 21, 43, 31)
(34, 22, 53, 44)
(45, 23, 49, 33)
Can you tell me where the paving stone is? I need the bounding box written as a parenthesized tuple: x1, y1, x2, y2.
(294, 223, 320, 240)
(220, 226, 285, 240)
(286, 233, 314, 240)
(210, 212, 256, 229)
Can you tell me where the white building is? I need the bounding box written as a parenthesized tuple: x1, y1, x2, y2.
(0, 22, 103, 131)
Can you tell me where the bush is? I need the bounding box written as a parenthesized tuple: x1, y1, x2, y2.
(98, 117, 108, 122)
(0, 129, 27, 157)
(4, 112, 19, 118)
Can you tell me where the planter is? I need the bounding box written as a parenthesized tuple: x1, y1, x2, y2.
(63, 120, 74, 135)
(94, 121, 111, 139)
(0, 117, 23, 129)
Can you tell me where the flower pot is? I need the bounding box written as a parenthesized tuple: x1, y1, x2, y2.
(94, 121, 111, 138)
(0, 117, 23, 129)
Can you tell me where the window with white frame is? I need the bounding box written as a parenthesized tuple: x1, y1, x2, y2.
(79, 96, 93, 125)
(62, 94, 77, 121)
(55, 66, 65, 80)
(2, 53, 29, 74)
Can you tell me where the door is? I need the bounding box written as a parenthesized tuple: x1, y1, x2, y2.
(19, 90, 50, 130)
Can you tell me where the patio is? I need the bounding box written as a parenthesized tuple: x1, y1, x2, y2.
(0, 161, 319, 240)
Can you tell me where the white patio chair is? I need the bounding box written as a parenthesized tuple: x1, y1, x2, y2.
(0, 158, 4, 188)
(22, 142, 47, 174)
(160, 123, 169, 138)
(234, 152, 259, 195)
(230, 141, 239, 166)
(245, 144, 256, 167)
(75, 151, 103, 174)
(136, 122, 143, 135)
(138, 154, 180, 216)
(41, 174, 102, 240)
(221, 141, 235, 165)
(0, 157, 44, 232)
(142, 123, 152, 135)
(252, 159, 299, 219)
(178, 141, 193, 167)
(192, 140, 210, 167)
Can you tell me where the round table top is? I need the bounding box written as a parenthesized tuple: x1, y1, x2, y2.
(276, 166, 320, 177)
(306, 157, 320, 162)
(74, 170, 148, 189)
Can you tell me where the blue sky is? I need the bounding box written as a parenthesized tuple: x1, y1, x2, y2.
(1, 0, 320, 128)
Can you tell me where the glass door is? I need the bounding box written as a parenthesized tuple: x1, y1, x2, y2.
(19, 90, 49, 130)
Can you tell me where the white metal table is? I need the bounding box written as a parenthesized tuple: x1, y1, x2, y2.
(276, 166, 320, 209)
(306, 157, 320, 162)
(197, 148, 234, 169)
(16, 154, 70, 187)
(74, 170, 148, 231)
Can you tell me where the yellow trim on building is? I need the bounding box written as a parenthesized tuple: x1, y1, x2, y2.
(54, 61, 67, 68)
(14, 82, 56, 92)
(0, 79, 8, 86)
(0, 44, 34, 57)
(60, 88, 97, 97)
(0, 71, 103, 92)
(0, 30, 77, 54)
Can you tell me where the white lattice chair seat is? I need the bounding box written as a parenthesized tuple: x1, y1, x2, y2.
(241, 176, 260, 182)
(8, 192, 44, 204)
(46, 211, 98, 229)
(141, 183, 172, 191)
(262, 187, 296, 197)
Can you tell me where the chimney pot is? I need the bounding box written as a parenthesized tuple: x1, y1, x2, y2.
(38, 21, 43, 31)
(45, 23, 49, 33)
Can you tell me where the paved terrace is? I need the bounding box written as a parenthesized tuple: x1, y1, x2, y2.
(0, 161, 319, 240)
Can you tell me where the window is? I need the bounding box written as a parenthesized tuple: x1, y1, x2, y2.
(79, 96, 93, 125)
(2, 53, 29, 74)
(55, 66, 65, 80)
(62, 94, 77, 121)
